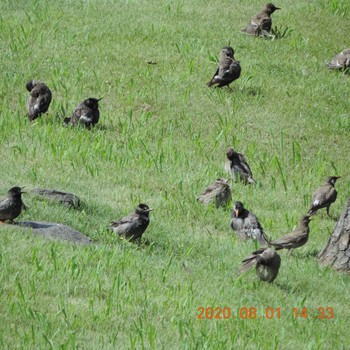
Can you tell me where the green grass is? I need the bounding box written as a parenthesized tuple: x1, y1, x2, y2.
(1, 0, 350, 348)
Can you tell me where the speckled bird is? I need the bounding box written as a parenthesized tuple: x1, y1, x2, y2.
(239, 248, 281, 283)
(207, 46, 241, 88)
(242, 3, 280, 37)
(26, 80, 52, 121)
(308, 176, 340, 217)
(230, 201, 268, 245)
(0, 187, 26, 223)
(65, 98, 102, 128)
(327, 49, 350, 70)
(110, 203, 152, 241)
(197, 178, 232, 207)
(225, 147, 256, 185)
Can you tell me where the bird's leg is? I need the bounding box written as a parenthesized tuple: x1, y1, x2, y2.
(326, 205, 331, 217)
(288, 249, 293, 257)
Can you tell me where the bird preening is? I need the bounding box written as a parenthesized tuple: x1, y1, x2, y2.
(225, 147, 256, 185)
(110, 203, 153, 242)
(0, 187, 27, 223)
(327, 49, 350, 71)
(239, 248, 281, 283)
(207, 46, 241, 88)
(26, 80, 52, 121)
(197, 178, 232, 208)
(242, 3, 281, 38)
(64, 97, 102, 128)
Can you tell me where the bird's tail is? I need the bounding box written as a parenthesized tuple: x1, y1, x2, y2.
(327, 62, 340, 70)
(247, 176, 257, 185)
(63, 117, 71, 125)
(307, 207, 317, 216)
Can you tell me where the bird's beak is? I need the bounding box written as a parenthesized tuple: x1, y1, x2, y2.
(336, 176, 341, 179)
(148, 208, 153, 212)
(98, 97, 103, 101)
(275, 7, 281, 10)
(21, 186, 26, 193)
(235, 209, 239, 217)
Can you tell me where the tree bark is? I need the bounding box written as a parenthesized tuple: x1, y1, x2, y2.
(318, 198, 350, 272)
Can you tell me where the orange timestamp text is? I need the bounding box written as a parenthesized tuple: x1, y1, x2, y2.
(197, 307, 335, 320)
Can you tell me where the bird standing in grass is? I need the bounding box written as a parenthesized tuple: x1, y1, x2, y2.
(65, 98, 102, 128)
(327, 49, 350, 71)
(0, 187, 26, 223)
(26, 80, 52, 121)
(207, 46, 241, 88)
(242, 3, 280, 37)
(230, 201, 268, 245)
(225, 147, 256, 185)
(269, 215, 311, 254)
(239, 248, 281, 283)
(197, 178, 231, 207)
(110, 204, 153, 241)
(308, 176, 340, 217)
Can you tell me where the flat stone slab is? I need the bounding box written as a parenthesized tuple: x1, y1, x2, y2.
(31, 189, 81, 209)
(13, 221, 92, 244)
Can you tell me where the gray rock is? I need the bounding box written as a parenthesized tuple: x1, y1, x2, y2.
(31, 189, 81, 209)
(14, 221, 92, 244)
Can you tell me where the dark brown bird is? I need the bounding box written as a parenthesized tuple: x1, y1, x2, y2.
(327, 49, 350, 70)
(207, 46, 241, 88)
(269, 215, 311, 253)
(308, 176, 340, 217)
(65, 98, 102, 128)
(26, 80, 52, 121)
(242, 3, 281, 37)
(110, 203, 152, 241)
(197, 178, 232, 207)
(230, 201, 268, 245)
(239, 248, 281, 283)
(225, 147, 256, 184)
(0, 187, 26, 223)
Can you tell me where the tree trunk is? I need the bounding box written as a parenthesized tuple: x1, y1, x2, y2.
(318, 198, 350, 272)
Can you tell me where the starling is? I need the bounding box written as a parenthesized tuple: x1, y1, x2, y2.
(308, 176, 340, 217)
(239, 248, 281, 283)
(207, 46, 241, 88)
(230, 201, 268, 245)
(26, 80, 52, 121)
(197, 178, 232, 207)
(65, 98, 102, 128)
(0, 187, 26, 223)
(242, 3, 281, 37)
(225, 147, 256, 184)
(110, 203, 152, 241)
(269, 215, 311, 253)
(327, 49, 350, 70)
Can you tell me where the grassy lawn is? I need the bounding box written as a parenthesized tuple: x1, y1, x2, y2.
(0, 0, 349, 348)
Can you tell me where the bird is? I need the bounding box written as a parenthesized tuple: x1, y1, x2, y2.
(26, 80, 52, 121)
(110, 203, 153, 241)
(207, 46, 241, 88)
(327, 49, 350, 71)
(0, 187, 27, 223)
(308, 176, 341, 217)
(197, 178, 232, 207)
(269, 215, 311, 253)
(241, 3, 281, 37)
(225, 147, 256, 184)
(64, 98, 102, 128)
(239, 248, 281, 283)
(230, 201, 268, 245)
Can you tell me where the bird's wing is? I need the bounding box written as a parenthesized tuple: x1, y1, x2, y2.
(270, 229, 307, 247)
(311, 185, 336, 208)
(207, 67, 220, 87)
(239, 255, 257, 274)
(0, 198, 12, 216)
(237, 153, 253, 176)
